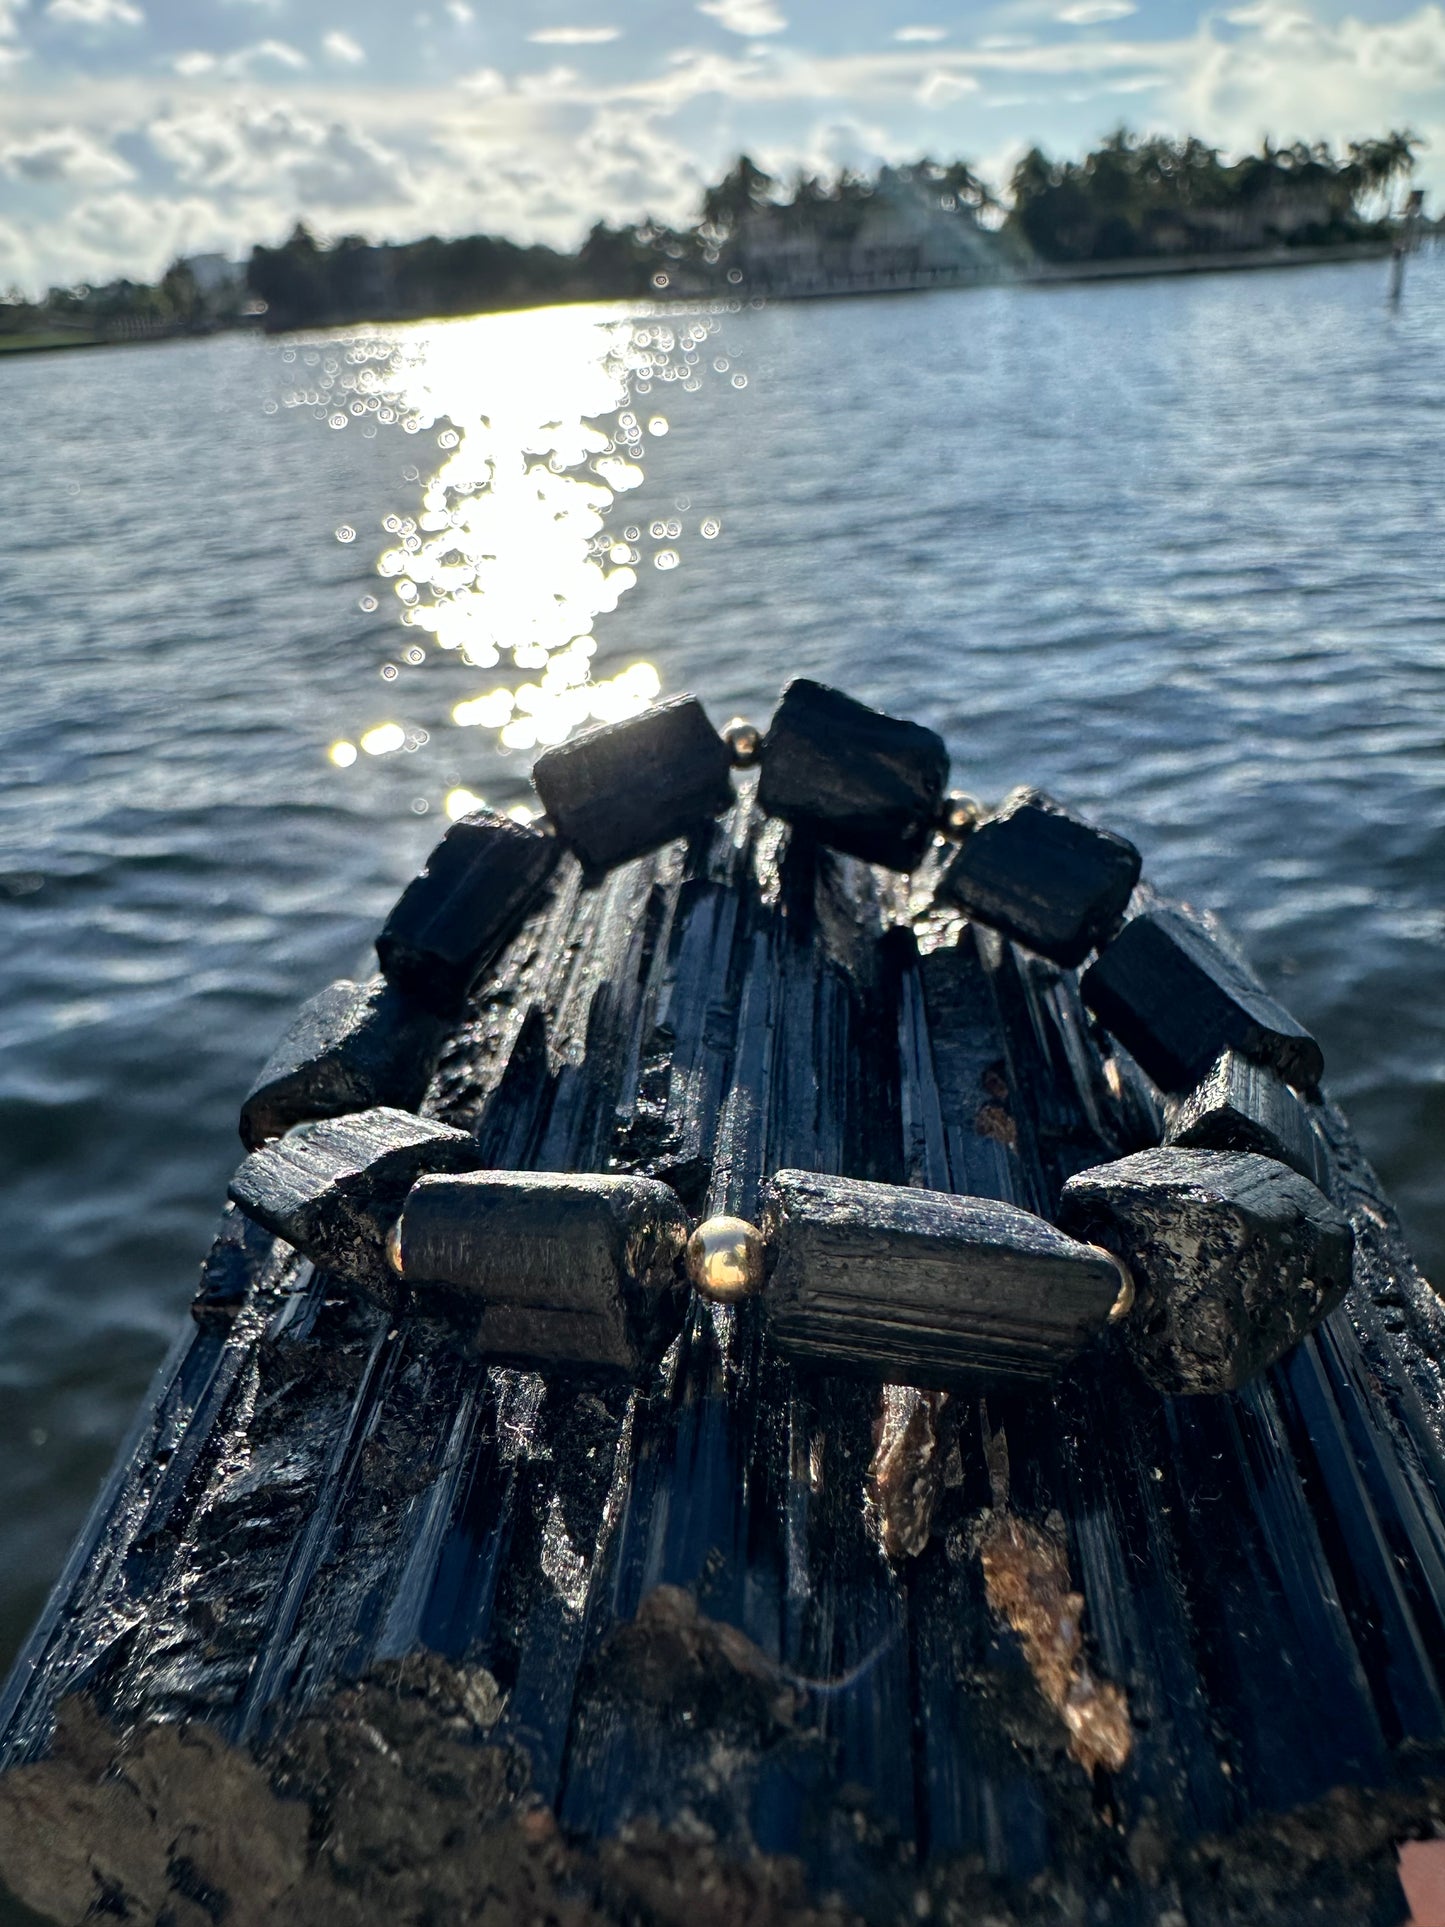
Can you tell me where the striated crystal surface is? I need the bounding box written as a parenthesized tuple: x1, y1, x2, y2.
(240, 975, 447, 1151)
(1058, 1145, 1353, 1394)
(4, 803, 1442, 1927)
(1082, 906, 1324, 1093)
(376, 810, 560, 1018)
(532, 695, 734, 873)
(762, 1169, 1123, 1387)
(397, 1170, 691, 1374)
(228, 1106, 485, 1303)
(756, 677, 949, 871)
(936, 786, 1140, 967)
(1165, 1047, 1329, 1188)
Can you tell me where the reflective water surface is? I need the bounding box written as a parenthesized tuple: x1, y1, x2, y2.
(2, 258, 1443, 1693)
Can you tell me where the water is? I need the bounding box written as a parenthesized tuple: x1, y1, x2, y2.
(2, 256, 1443, 1693)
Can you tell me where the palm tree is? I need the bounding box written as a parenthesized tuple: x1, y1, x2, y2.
(701, 156, 778, 236)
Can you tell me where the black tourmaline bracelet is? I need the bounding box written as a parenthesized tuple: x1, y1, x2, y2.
(230, 678, 1354, 1402)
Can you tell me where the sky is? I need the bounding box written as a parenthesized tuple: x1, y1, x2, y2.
(0, 0, 1442, 293)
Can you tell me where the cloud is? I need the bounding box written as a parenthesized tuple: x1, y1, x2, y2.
(230, 37, 307, 71)
(46, 0, 143, 23)
(64, 189, 228, 275)
(3, 0, 1445, 296)
(1055, 0, 1137, 22)
(527, 25, 620, 44)
(517, 62, 580, 95)
(1171, 0, 1445, 148)
(918, 69, 979, 105)
(697, 0, 786, 36)
(147, 102, 413, 215)
(169, 37, 307, 74)
(322, 28, 364, 63)
(894, 26, 948, 41)
(2, 126, 134, 184)
(446, 0, 472, 17)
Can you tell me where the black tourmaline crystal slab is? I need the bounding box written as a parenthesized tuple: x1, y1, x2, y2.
(935, 787, 1141, 967)
(1081, 906, 1324, 1094)
(1058, 1147, 1353, 1395)
(1165, 1048, 1328, 1189)
(760, 1170, 1123, 1389)
(376, 810, 560, 1018)
(756, 679, 949, 872)
(228, 1107, 485, 1304)
(396, 1171, 692, 1374)
(531, 696, 734, 874)
(239, 976, 448, 1151)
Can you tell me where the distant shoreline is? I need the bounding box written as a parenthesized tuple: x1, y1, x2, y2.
(739, 238, 1397, 302)
(0, 240, 1408, 360)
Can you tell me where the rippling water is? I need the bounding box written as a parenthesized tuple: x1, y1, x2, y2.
(3, 255, 1443, 1694)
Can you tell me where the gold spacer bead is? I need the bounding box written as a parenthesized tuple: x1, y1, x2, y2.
(722, 718, 762, 769)
(686, 1215, 766, 1303)
(385, 1218, 405, 1279)
(938, 793, 984, 842)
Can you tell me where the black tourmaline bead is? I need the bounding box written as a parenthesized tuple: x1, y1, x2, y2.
(1081, 907, 1324, 1094)
(376, 810, 560, 1018)
(1058, 1147, 1352, 1395)
(395, 1171, 692, 1375)
(756, 679, 949, 872)
(935, 787, 1141, 967)
(228, 1107, 485, 1304)
(760, 1170, 1124, 1389)
(531, 696, 734, 874)
(239, 976, 448, 1151)
(1165, 1049, 1329, 1189)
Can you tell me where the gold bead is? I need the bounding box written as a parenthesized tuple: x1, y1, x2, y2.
(722, 718, 762, 769)
(939, 793, 984, 841)
(686, 1215, 766, 1303)
(385, 1218, 405, 1278)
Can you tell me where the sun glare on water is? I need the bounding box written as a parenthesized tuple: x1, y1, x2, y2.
(281, 299, 745, 816)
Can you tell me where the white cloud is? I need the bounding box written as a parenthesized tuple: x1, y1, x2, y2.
(1056, 1, 1137, 22)
(697, 0, 785, 36)
(64, 189, 228, 276)
(149, 103, 411, 212)
(169, 36, 306, 74)
(446, 0, 472, 16)
(527, 25, 620, 44)
(894, 26, 947, 42)
(46, 0, 143, 23)
(2, 126, 133, 183)
(918, 69, 979, 105)
(1171, 0, 1445, 150)
(517, 62, 580, 94)
(323, 28, 364, 63)
(230, 37, 307, 71)
(3, 0, 1445, 295)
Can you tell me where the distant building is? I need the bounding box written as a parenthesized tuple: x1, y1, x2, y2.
(734, 180, 1004, 297)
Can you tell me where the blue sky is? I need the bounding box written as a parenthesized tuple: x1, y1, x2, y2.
(1, 0, 1441, 292)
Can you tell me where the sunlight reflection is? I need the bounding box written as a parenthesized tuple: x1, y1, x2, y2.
(286, 297, 748, 805)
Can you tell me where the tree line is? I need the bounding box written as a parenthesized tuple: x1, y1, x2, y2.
(0, 127, 1423, 343)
